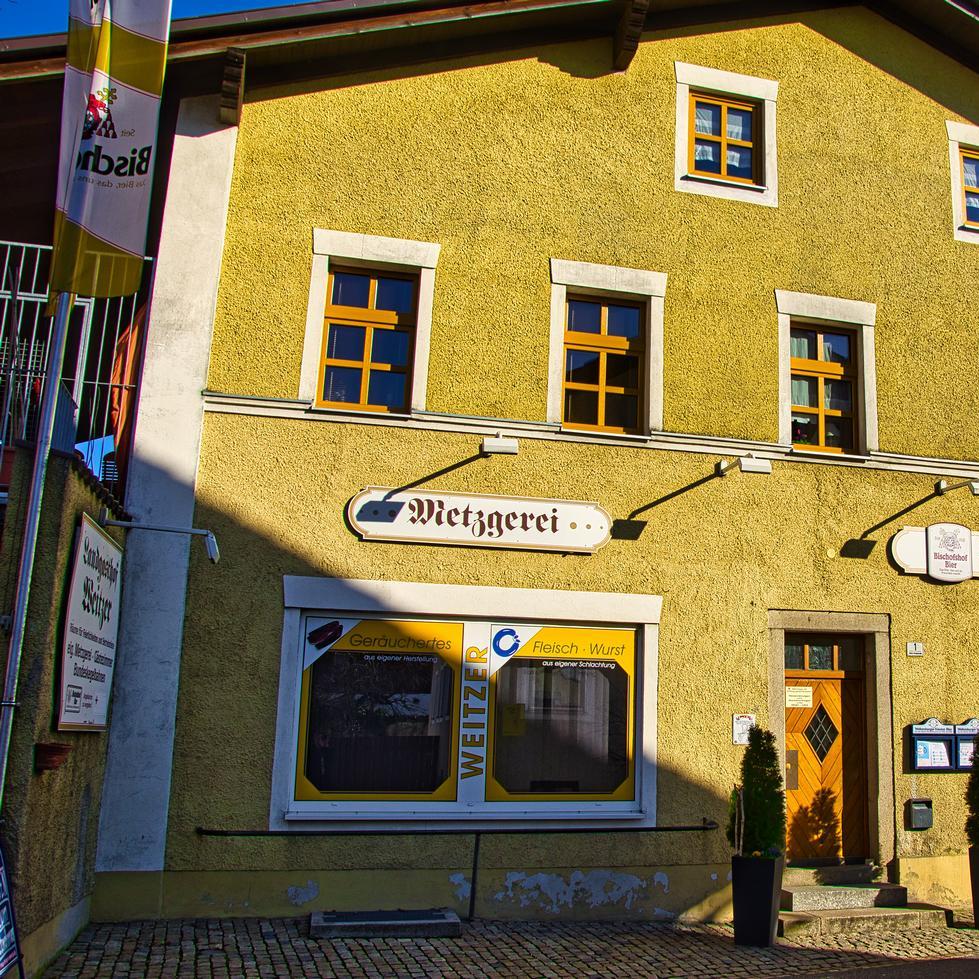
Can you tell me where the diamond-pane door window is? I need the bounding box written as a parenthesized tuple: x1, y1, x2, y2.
(805, 705, 838, 762)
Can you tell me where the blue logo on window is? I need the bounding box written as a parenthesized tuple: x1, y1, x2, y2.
(492, 628, 521, 658)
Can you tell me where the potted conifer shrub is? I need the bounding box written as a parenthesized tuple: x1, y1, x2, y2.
(727, 725, 787, 947)
(966, 733, 979, 927)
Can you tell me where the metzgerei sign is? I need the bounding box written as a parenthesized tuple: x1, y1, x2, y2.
(347, 487, 611, 553)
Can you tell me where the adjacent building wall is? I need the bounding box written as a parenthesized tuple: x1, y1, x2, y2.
(0, 451, 124, 974)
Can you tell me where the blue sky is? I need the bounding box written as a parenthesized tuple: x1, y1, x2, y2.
(0, 1, 305, 39)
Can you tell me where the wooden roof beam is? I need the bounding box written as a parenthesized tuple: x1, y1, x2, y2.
(613, 0, 650, 71)
(219, 48, 246, 125)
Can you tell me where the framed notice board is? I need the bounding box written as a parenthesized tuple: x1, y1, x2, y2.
(911, 719, 956, 772)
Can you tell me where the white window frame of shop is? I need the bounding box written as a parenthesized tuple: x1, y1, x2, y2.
(674, 61, 779, 208)
(775, 289, 879, 455)
(298, 229, 441, 410)
(947, 120, 979, 245)
(270, 577, 662, 830)
(546, 258, 668, 435)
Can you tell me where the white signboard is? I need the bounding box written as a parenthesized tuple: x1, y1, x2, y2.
(58, 514, 123, 730)
(891, 524, 978, 583)
(347, 487, 612, 553)
(915, 739, 951, 769)
(785, 686, 813, 708)
(732, 713, 756, 745)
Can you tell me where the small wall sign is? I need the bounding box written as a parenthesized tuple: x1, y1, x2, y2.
(347, 488, 612, 553)
(785, 686, 813, 708)
(891, 524, 979, 583)
(58, 514, 123, 731)
(732, 713, 756, 745)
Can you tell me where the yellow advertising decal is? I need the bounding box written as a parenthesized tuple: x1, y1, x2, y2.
(295, 618, 462, 802)
(485, 624, 637, 802)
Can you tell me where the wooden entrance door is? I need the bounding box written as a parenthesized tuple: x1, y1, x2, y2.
(784, 635, 868, 863)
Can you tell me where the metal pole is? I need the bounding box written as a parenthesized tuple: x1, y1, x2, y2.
(0, 291, 74, 810)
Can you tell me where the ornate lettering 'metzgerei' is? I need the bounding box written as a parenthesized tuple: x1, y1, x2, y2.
(406, 497, 559, 539)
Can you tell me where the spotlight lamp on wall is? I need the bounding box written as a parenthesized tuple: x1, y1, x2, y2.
(481, 432, 519, 456)
(715, 454, 774, 477)
(935, 478, 979, 497)
(97, 507, 221, 563)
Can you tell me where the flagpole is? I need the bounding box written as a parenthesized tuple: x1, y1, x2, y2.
(0, 291, 75, 809)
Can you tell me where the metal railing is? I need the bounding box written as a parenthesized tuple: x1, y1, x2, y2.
(0, 240, 149, 502)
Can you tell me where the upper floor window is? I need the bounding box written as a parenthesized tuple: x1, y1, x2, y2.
(776, 290, 878, 457)
(689, 92, 760, 185)
(946, 121, 979, 245)
(299, 229, 440, 412)
(790, 325, 856, 453)
(563, 296, 645, 433)
(321, 267, 417, 412)
(961, 149, 979, 227)
(547, 259, 668, 436)
(674, 62, 778, 208)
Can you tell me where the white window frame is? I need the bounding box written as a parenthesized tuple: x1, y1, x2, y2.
(775, 290, 878, 455)
(270, 576, 661, 831)
(946, 120, 979, 245)
(674, 61, 778, 208)
(299, 229, 441, 410)
(547, 259, 667, 434)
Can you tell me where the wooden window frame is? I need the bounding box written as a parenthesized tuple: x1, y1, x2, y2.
(318, 266, 418, 413)
(790, 324, 857, 455)
(784, 633, 865, 680)
(962, 147, 979, 228)
(562, 295, 645, 434)
(688, 91, 761, 186)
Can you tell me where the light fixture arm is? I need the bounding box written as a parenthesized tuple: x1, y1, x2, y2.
(935, 478, 979, 497)
(715, 453, 773, 477)
(97, 508, 220, 562)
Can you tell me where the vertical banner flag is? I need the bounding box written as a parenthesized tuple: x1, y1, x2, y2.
(51, 0, 173, 298)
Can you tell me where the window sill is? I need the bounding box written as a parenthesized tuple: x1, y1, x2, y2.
(790, 447, 869, 463)
(683, 173, 768, 193)
(282, 807, 646, 822)
(559, 426, 650, 443)
(675, 172, 777, 208)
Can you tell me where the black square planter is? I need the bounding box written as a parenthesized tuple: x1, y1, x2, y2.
(731, 854, 784, 947)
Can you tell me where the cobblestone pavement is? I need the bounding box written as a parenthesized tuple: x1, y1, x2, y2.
(42, 912, 979, 979)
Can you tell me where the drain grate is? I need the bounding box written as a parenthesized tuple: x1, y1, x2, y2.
(310, 908, 462, 939)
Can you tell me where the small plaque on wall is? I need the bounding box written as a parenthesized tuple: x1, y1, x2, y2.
(732, 713, 756, 745)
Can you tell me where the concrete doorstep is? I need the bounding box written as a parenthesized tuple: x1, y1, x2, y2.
(779, 904, 952, 939)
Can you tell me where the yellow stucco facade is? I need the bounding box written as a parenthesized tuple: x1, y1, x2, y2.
(94, 6, 979, 921)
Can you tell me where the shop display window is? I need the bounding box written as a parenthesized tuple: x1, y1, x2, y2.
(290, 610, 641, 818)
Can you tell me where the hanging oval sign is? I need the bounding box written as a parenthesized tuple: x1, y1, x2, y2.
(347, 487, 612, 553)
(891, 523, 977, 583)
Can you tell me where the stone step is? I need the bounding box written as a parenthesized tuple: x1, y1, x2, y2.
(779, 904, 951, 939)
(783, 864, 879, 886)
(781, 882, 907, 911)
(309, 908, 461, 939)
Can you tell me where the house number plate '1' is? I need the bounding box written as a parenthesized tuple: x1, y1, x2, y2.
(347, 487, 612, 553)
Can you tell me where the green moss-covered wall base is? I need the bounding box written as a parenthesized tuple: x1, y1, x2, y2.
(0, 450, 125, 972)
(20, 897, 90, 979)
(92, 863, 734, 922)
